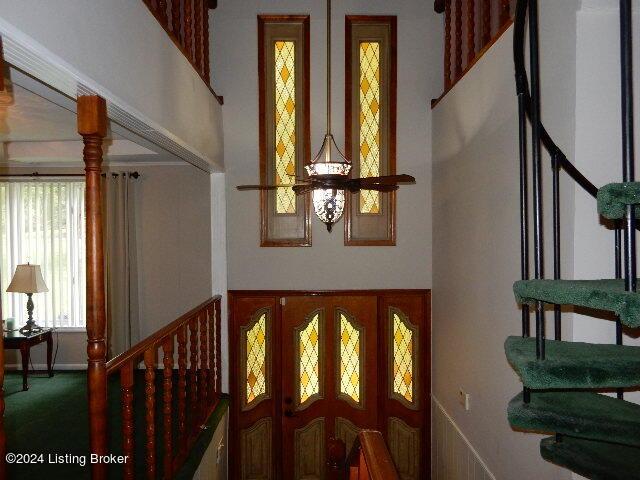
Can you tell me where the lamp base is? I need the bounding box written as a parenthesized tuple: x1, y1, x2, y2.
(19, 320, 43, 335)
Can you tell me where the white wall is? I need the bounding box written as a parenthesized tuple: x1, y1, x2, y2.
(212, 0, 442, 290)
(431, 0, 581, 477)
(0, 0, 223, 169)
(1, 163, 214, 367)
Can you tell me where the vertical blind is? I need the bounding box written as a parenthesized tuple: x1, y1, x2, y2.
(0, 181, 86, 328)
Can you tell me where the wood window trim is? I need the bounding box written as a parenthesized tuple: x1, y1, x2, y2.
(344, 16, 398, 246)
(258, 15, 312, 247)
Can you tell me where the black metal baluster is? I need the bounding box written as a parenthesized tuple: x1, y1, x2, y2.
(619, 0, 635, 400)
(615, 224, 623, 399)
(529, 0, 545, 360)
(552, 153, 561, 341)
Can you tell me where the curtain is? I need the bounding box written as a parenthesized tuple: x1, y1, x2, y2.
(0, 181, 86, 329)
(103, 173, 140, 358)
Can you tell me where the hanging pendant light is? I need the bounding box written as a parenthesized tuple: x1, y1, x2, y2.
(307, 0, 351, 232)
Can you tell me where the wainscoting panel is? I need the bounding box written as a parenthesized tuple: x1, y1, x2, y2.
(432, 398, 496, 480)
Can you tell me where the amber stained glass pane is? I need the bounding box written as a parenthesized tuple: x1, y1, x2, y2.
(339, 313, 360, 403)
(299, 313, 320, 403)
(359, 42, 381, 214)
(274, 41, 297, 214)
(392, 313, 413, 402)
(246, 313, 267, 404)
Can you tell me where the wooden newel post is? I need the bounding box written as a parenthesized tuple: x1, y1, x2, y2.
(78, 95, 108, 480)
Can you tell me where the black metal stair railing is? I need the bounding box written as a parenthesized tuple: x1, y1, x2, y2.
(513, 0, 635, 402)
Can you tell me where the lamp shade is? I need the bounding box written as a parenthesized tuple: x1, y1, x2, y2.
(6, 264, 49, 294)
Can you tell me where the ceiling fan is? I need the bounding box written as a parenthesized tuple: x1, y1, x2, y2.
(237, 0, 416, 232)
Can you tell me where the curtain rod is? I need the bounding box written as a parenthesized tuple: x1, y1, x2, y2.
(0, 171, 140, 179)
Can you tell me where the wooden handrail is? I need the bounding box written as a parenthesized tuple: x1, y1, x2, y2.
(142, 0, 223, 105)
(348, 431, 400, 480)
(433, 0, 514, 107)
(106, 296, 219, 374)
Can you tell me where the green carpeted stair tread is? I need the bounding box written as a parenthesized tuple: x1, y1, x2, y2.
(540, 436, 640, 480)
(508, 391, 640, 447)
(513, 279, 640, 327)
(505, 336, 640, 389)
(598, 182, 640, 220)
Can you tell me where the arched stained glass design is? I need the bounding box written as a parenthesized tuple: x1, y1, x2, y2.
(338, 312, 362, 405)
(359, 41, 381, 214)
(246, 313, 268, 404)
(299, 312, 322, 405)
(274, 40, 297, 214)
(389, 308, 418, 408)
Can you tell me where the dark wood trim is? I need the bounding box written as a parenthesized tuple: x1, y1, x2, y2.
(344, 16, 398, 247)
(229, 289, 430, 297)
(357, 430, 401, 480)
(78, 95, 109, 480)
(258, 15, 312, 247)
(431, 19, 513, 109)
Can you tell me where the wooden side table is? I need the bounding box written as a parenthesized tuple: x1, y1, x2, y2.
(3, 328, 54, 391)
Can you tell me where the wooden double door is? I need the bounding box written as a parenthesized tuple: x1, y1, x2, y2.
(229, 291, 430, 480)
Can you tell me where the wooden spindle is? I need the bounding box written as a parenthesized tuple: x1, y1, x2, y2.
(203, 2, 211, 83)
(144, 348, 157, 479)
(177, 325, 188, 459)
(121, 363, 135, 480)
(199, 312, 209, 420)
(157, 0, 168, 26)
(444, 0, 452, 88)
(162, 338, 174, 479)
(207, 306, 215, 402)
(188, 317, 198, 433)
(482, 0, 492, 45)
(78, 95, 108, 480)
(214, 299, 222, 395)
(500, 0, 511, 25)
(171, 0, 182, 42)
(455, 0, 463, 79)
(467, 0, 476, 64)
(184, 0, 194, 62)
(195, 0, 204, 75)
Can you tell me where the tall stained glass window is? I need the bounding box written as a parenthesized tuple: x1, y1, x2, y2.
(339, 313, 361, 404)
(259, 16, 310, 246)
(246, 313, 268, 404)
(299, 313, 321, 404)
(359, 42, 381, 214)
(345, 17, 397, 245)
(274, 40, 297, 214)
(392, 312, 414, 403)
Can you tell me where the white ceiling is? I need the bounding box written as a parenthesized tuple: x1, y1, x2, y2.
(0, 73, 181, 166)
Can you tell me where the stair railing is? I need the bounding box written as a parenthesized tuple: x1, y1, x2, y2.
(514, 0, 635, 401)
(346, 430, 400, 480)
(105, 296, 222, 478)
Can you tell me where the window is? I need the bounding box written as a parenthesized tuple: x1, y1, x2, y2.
(345, 16, 397, 245)
(0, 181, 86, 329)
(388, 307, 419, 409)
(258, 15, 311, 246)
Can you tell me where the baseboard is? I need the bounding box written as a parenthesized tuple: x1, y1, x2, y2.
(432, 396, 497, 480)
(4, 363, 87, 371)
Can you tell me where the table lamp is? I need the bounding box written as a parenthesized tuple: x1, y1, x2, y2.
(6, 263, 49, 333)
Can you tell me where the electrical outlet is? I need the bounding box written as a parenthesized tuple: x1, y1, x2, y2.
(458, 389, 471, 411)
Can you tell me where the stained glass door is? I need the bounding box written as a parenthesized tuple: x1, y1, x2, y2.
(280, 296, 378, 480)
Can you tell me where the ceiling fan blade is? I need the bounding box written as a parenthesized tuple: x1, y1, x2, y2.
(237, 183, 311, 191)
(292, 184, 316, 195)
(356, 174, 416, 186)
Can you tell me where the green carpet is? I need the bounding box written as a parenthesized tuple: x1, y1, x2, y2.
(513, 279, 640, 327)
(505, 336, 640, 389)
(508, 391, 640, 447)
(597, 182, 640, 220)
(4, 371, 228, 480)
(540, 436, 640, 480)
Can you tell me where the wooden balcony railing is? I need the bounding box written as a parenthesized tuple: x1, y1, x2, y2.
(432, 0, 515, 106)
(105, 296, 222, 478)
(347, 431, 400, 480)
(142, 0, 223, 105)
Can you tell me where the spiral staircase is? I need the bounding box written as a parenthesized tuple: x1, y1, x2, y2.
(505, 1, 640, 478)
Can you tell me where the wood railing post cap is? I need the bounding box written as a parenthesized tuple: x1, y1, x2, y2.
(77, 96, 107, 137)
